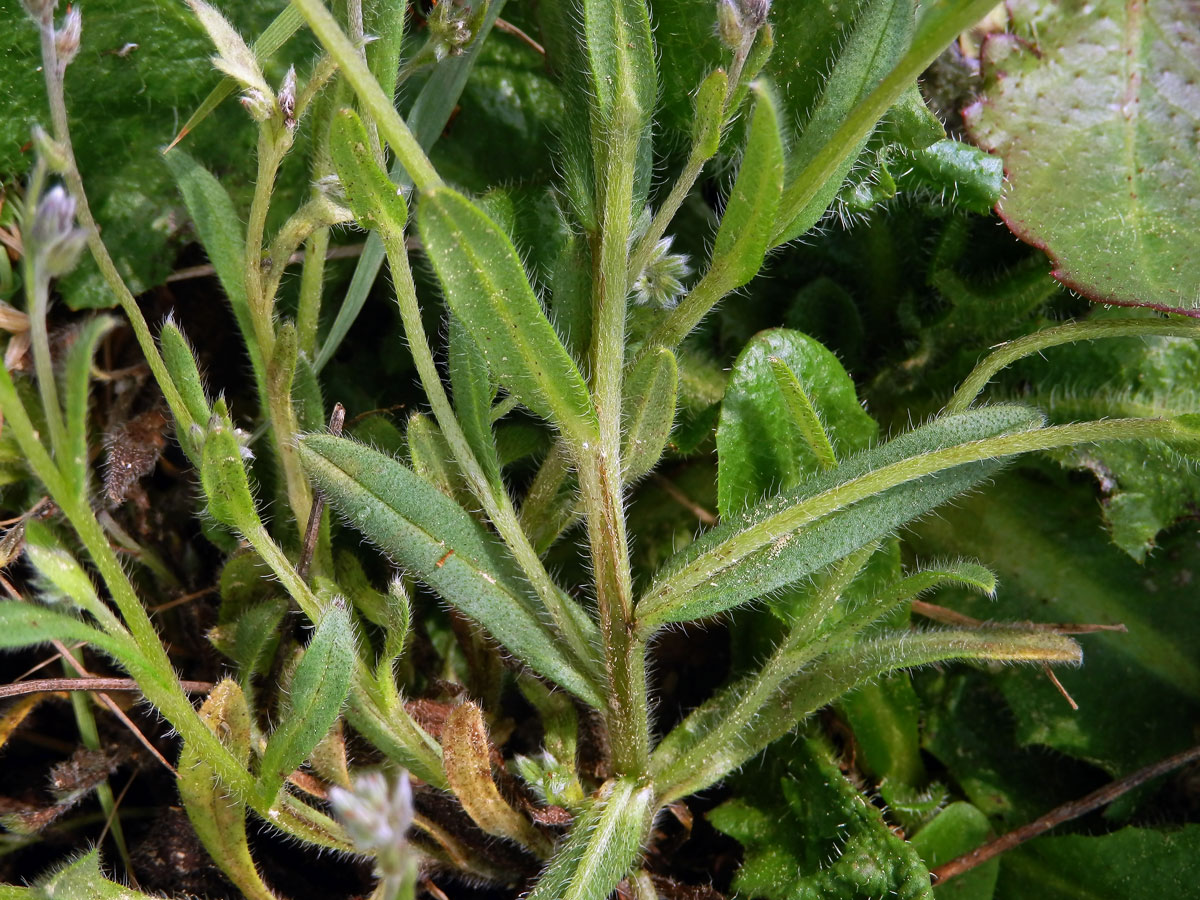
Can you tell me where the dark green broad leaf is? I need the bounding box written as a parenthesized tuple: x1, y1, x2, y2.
(911, 470, 1200, 775)
(417, 186, 598, 448)
(255, 602, 354, 806)
(965, 0, 1200, 310)
(910, 803, 998, 900)
(1011, 309, 1200, 560)
(709, 735, 933, 900)
(639, 405, 1042, 628)
(995, 826, 1200, 899)
(717, 328, 877, 519)
(0, 0, 286, 309)
(297, 435, 603, 707)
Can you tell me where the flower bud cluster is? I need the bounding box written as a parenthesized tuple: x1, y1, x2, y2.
(54, 6, 81, 70)
(329, 770, 415, 878)
(427, 0, 487, 60)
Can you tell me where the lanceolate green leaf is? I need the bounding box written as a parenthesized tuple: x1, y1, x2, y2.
(255, 602, 354, 806)
(526, 779, 656, 900)
(158, 318, 211, 454)
(163, 150, 262, 383)
(774, 0, 915, 244)
(640, 405, 1043, 628)
(0, 601, 136, 664)
(717, 329, 877, 519)
(31, 850, 164, 900)
(61, 315, 118, 499)
(179, 680, 276, 900)
(417, 186, 598, 448)
(965, 0, 1200, 312)
(22, 520, 117, 630)
(330, 107, 408, 236)
(298, 435, 603, 707)
(449, 314, 502, 489)
(622, 347, 678, 481)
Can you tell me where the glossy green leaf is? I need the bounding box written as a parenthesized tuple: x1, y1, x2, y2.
(178, 680, 276, 900)
(449, 314, 502, 489)
(709, 735, 933, 900)
(641, 405, 1042, 628)
(163, 150, 262, 382)
(298, 435, 603, 706)
(526, 778, 656, 900)
(910, 803, 997, 900)
(417, 186, 598, 446)
(965, 0, 1200, 310)
(774, 0, 915, 243)
(995, 826, 1200, 899)
(159, 317, 211, 440)
(330, 107, 408, 235)
(704, 82, 785, 294)
(255, 601, 354, 806)
(60, 315, 118, 498)
(717, 329, 877, 518)
(622, 346, 678, 481)
(911, 471, 1200, 774)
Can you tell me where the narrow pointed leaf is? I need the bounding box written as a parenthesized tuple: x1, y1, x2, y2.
(641, 405, 1043, 629)
(298, 435, 603, 707)
(159, 318, 211, 441)
(767, 357, 838, 472)
(692, 68, 728, 160)
(61, 315, 118, 498)
(179, 680, 276, 900)
(449, 314, 502, 489)
(330, 107, 408, 236)
(163, 151, 261, 381)
(200, 407, 258, 531)
(526, 778, 656, 900)
(22, 520, 113, 628)
(255, 602, 354, 807)
(705, 81, 785, 292)
(418, 187, 598, 447)
(0, 601, 135, 664)
(34, 850, 163, 899)
(774, 0, 915, 243)
(622, 347, 678, 481)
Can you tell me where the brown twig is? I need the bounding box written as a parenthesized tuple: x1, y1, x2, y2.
(494, 17, 545, 56)
(652, 473, 718, 526)
(930, 742, 1200, 885)
(165, 243, 366, 283)
(910, 599, 1127, 634)
(0, 676, 214, 701)
(297, 403, 345, 581)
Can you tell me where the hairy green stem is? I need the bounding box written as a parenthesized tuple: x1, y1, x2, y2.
(296, 229, 330, 357)
(36, 20, 194, 436)
(947, 317, 1200, 413)
(292, 0, 442, 191)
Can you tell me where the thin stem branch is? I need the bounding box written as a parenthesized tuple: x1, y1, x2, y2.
(931, 742, 1200, 885)
(946, 317, 1200, 413)
(0, 677, 215, 700)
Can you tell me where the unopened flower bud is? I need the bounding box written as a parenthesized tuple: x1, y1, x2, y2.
(716, 0, 744, 49)
(329, 771, 414, 876)
(740, 0, 770, 29)
(20, 0, 56, 26)
(278, 65, 297, 130)
(239, 88, 275, 123)
(428, 0, 480, 59)
(30, 185, 86, 278)
(54, 6, 82, 70)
